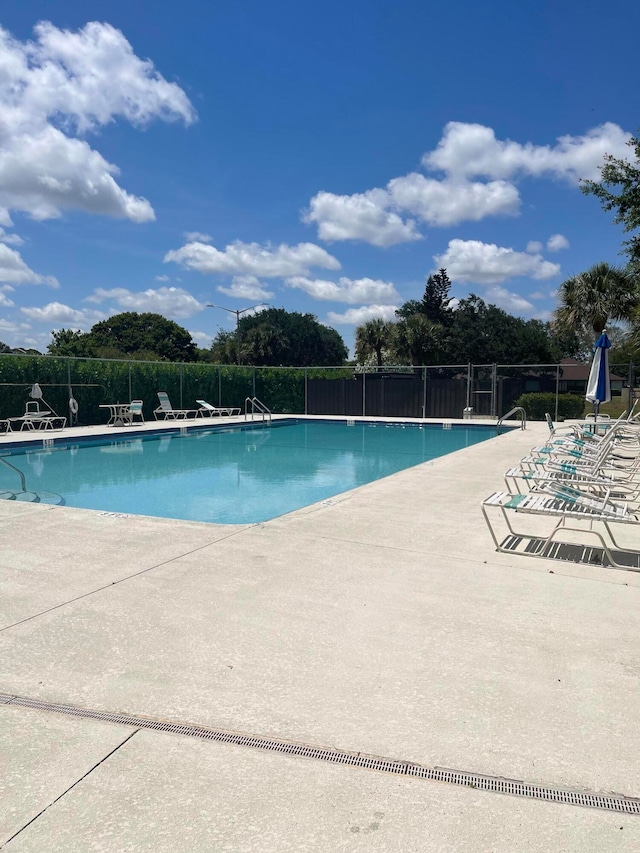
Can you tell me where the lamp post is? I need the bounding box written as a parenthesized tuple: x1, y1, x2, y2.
(206, 303, 269, 365)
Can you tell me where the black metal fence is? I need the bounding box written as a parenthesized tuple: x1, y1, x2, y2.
(1, 354, 637, 424)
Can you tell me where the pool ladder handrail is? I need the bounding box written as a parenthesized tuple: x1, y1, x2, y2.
(244, 396, 272, 425)
(497, 406, 527, 431)
(0, 454, 27, 491)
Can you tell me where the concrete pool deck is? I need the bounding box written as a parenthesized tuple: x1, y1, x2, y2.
(1, 417, 640, 851)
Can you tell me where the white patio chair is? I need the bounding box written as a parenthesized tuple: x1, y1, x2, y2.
(126, 400, 145, 424)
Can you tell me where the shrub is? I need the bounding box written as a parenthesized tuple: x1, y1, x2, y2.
(514, 392, 585, 421)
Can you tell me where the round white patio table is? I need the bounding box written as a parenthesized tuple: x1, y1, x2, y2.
(99, 403, 132, 427)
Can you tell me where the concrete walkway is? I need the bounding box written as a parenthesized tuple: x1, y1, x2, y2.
(1, 420, 639, 851)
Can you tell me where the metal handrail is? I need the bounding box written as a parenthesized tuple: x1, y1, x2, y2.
(244, 397, 272, 425)
(497, 406, 527, 430)
(0, 455, 27, 491)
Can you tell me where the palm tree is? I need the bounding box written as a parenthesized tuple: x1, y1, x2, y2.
(554, 262, 639, 341)
(355, 318, 394, 367)
(392, 314, 444, 366)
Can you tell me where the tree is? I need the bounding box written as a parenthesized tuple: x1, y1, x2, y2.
(47, 329, 95, 357)
(393, 314, 445, 366)
(444, 295, 555, 364)
(47, 314, 197, 361)
(210, 328, 238, 364)
(395, 268, 454, 326)
(581, 131, 640, 271)
(422, 268, 453, 325)
(210, 308, 348, 366)
(395, 299, 423, 320)
(354, 318, 394, 366)
(0, 341, 10, 353)
(553, 263, 639, 341)
(607, 322, 640, 366)
(546, 323, 593, 362)
(88, 312, 197, 361)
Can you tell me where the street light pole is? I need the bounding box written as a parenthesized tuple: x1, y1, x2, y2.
(206, 303, 269, 365)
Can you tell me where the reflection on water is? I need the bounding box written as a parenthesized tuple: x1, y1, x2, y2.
(0, 422, 499, 524)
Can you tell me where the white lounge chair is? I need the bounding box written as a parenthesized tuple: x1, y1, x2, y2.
(9, 401, 67, 431)
(153, 392, 199, 420)
(196, 399, 241, 418)
(483, 481, 640, 570)
(503, 463, 640, 499)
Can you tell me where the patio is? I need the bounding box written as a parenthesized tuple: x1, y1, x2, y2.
(1, 420, 639, 851)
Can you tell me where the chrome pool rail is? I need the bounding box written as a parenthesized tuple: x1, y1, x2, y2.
(497, 406, 527, 431)
(244, 396, 272, 425)
(0, 454, 27, 491)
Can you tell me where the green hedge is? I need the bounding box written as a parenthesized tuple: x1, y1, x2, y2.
(514, 392, 585, 421)
(0, 355, 358, 423)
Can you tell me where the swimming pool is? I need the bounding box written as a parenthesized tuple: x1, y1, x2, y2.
(0, 420, 504, 524)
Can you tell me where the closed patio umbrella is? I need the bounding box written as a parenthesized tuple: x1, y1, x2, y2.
(585, 331, 611, 423)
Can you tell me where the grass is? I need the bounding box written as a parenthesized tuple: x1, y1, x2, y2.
(584, 398, 629, 418)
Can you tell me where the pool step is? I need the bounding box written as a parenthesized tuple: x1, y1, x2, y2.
(0, 489, 65, 505)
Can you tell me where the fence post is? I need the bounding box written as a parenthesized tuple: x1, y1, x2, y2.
(218, 366, 221, 407)
(466, 363, 472, 415)
(304, 367, 308, 415)
(362, 370, 366, 417)
(128, 362, 132, 403)
(252, 367, 256, 399)
(179, 364, 183, 409)
(555, 365, 560, 422)
(491, 364, 497, 418)
(422, 367, 427, 418)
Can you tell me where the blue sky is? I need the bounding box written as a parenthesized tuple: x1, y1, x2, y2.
(0, 0, 638, 356)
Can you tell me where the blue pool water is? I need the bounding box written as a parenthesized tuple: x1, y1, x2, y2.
(0, 420, 502, 524)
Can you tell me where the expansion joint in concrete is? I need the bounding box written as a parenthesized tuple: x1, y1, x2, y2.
(0, 728, 138, 849)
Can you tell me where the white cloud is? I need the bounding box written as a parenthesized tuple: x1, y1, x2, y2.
(387, 173, 520, 226)
(305, 178, 518, 245)
(0, 288, 14, 306)
(327, 305, 399, 325)
(165, 239, 341, 277)
(155, 274, 169, 282)
(20, 302, 104, 328)
(189, 330, 213, 346)
(547, 233, 570, 251)
(217, 275, 273, 300)
(434, 239, 561, 284)
(303, 190, 421, 247)
(0, 21, 194, 223)
(286, 275, 399, 304)
(87, 286, 204, 319)
(526, 240, 543, 254)
(424, 121, 631, 183)
(184, 231, 212, 243)
(0, 227, 23, 245)
(483, 285, 536, 315)
(0, 243, 58, 286)
(0, 318, 31, 335)
(304, 121, 632, 245)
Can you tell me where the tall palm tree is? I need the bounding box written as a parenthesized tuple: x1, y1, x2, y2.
(554, 262, 639, 340)
(355, 318, 394, 366)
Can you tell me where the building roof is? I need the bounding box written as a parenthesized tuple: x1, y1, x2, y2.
(560, 358, 624, 382)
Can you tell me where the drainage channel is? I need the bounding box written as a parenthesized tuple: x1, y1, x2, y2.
(2, 691, 639, 816)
